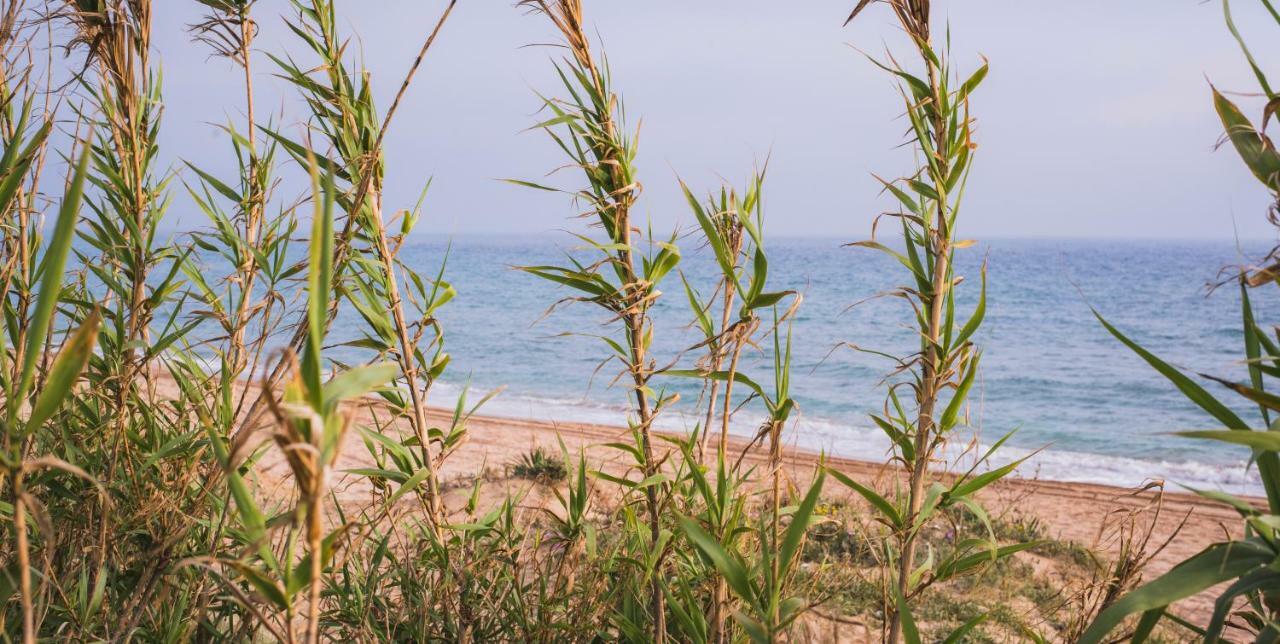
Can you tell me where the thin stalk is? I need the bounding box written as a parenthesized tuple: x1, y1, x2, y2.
(367, 192, 444, 531)
(13, 474, 32, 644)
(229, 5, 262, 395)
(619, 230, 667, 642)
(306, 489, 323, 644)
(886, 38, 951, 644)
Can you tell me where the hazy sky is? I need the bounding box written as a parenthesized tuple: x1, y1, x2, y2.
(141, 1, 1280, 240)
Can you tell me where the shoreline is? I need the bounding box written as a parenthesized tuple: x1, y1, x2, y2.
(428, 380, 1265, 497)
(447, 405, 1258, 514)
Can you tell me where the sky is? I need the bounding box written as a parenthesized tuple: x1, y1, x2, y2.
(134, 0, 1280, 240)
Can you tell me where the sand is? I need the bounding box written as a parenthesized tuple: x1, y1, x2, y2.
(239, 394, 1250, 630)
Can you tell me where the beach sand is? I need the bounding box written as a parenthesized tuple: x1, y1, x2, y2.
(232, 385, 1248, 635)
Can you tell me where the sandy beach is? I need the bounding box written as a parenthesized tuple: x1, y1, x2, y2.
(241, 392, 1249, 633)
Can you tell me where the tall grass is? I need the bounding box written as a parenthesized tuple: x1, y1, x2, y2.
(0, 0, 1223, 640)
(839, 1, 1030, 640)
(513, 1, 679, 637)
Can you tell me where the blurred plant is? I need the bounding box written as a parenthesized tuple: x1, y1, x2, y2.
(512, 446, 569, 482)
(1081, 1, 1280, 640)
(0, 133, 99, 644)
(182, 163, 398, 643)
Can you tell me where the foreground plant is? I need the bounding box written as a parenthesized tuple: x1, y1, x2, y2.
(840, 1, 1030, 640)
(515, 0, 681, 638)
(1082, 1, 1280, 640)
(0, 132, 98, 644)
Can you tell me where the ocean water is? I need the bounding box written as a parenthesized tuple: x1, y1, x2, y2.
(266, 235, 1277, 495)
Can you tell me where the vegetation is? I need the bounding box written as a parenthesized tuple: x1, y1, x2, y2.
(511, 447, 568, 483)
(837, 1, 1031, 640)
(0, 0, 1260, 641)
(1080, 0, 1280, 641)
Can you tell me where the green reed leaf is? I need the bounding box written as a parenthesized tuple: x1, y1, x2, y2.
(1177, 429, 1280, 451)
(322, 362, 398, 411)
(13, 134, 91, 413)
(24, 310, 100, 436)
(778, 468, 824, 576)
(1094, 308, 1249, 430)
(1079, 539, 1275, 643)
(829, 468, 901, 528)
(1213, 86, 1280, 192)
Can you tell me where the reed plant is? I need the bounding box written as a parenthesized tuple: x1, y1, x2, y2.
(514, 0, 681, 638)
(671, 171, 814, 643)
(1081, 0, 1280, 639)
(840, 1, 1032, 640)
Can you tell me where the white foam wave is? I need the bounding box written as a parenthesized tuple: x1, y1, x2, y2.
(434, 382, 1265, 498)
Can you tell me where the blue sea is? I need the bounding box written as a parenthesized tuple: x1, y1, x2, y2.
(260, 236, 1277, 495)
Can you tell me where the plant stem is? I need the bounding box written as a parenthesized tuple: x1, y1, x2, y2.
(14, 473, 32, 644)
(887, 41, 950, 644)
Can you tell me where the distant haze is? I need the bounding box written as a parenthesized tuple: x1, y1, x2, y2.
(140, 1, 1280, 240)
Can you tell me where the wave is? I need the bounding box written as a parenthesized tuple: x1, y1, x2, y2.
(431, 381, 1265, 498)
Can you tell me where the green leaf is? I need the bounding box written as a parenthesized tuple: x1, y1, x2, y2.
(948, 454, 1028, 500)
(956, 60, 989, 103)
(829, 468, 901, 528)
(1213, 86, 1280, 192)
(322, 362, 398, 409)
(935, 541, 1039, 581)
(1094, 309, 1248, 430)
(287, 527, 347, 596)
(778, 469, 825, 575)
(943, 614, 988, 644)
(1177, 429, 1280, 451)
(385, 466, 433, 509)
(939, 353, 979, 430)
(302, 157, 336, 411)
(13, 134, 91, 410)
(953, 267, 986, 349)
(678, 516, 756, 606)
(225, 561, 288, 610)
(666, 369, 768, 404)
(895, 585, 921, 644)
(25, 310, 100, 435)
(1079, 538, 1276, 643)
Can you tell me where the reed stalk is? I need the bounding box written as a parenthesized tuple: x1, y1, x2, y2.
(839, 1, 1030, 639)
(516, 1, 682, 637)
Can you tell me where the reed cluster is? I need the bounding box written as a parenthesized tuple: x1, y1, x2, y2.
(0, 0, 1262, 641)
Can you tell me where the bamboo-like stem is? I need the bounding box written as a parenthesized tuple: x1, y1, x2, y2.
(76, 3, 160, 618)
(886, 29, 951, 644)
(367, 191, 445, 531)
(305, 488, 324, 644)
(228, 5, 262, 395)
(519, 1, 670, 635)
(618, 224, 667, 642)
(769, 416, 783, 639)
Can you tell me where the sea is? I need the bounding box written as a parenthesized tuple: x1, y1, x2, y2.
(219, 235, 1280, 496)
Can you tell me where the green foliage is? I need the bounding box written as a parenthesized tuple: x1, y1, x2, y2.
(0, 0, 1242, 641)
(840, 2, 1020, 640)
(1080, 2, 1280, 640)
(512, 447, 569, 482)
